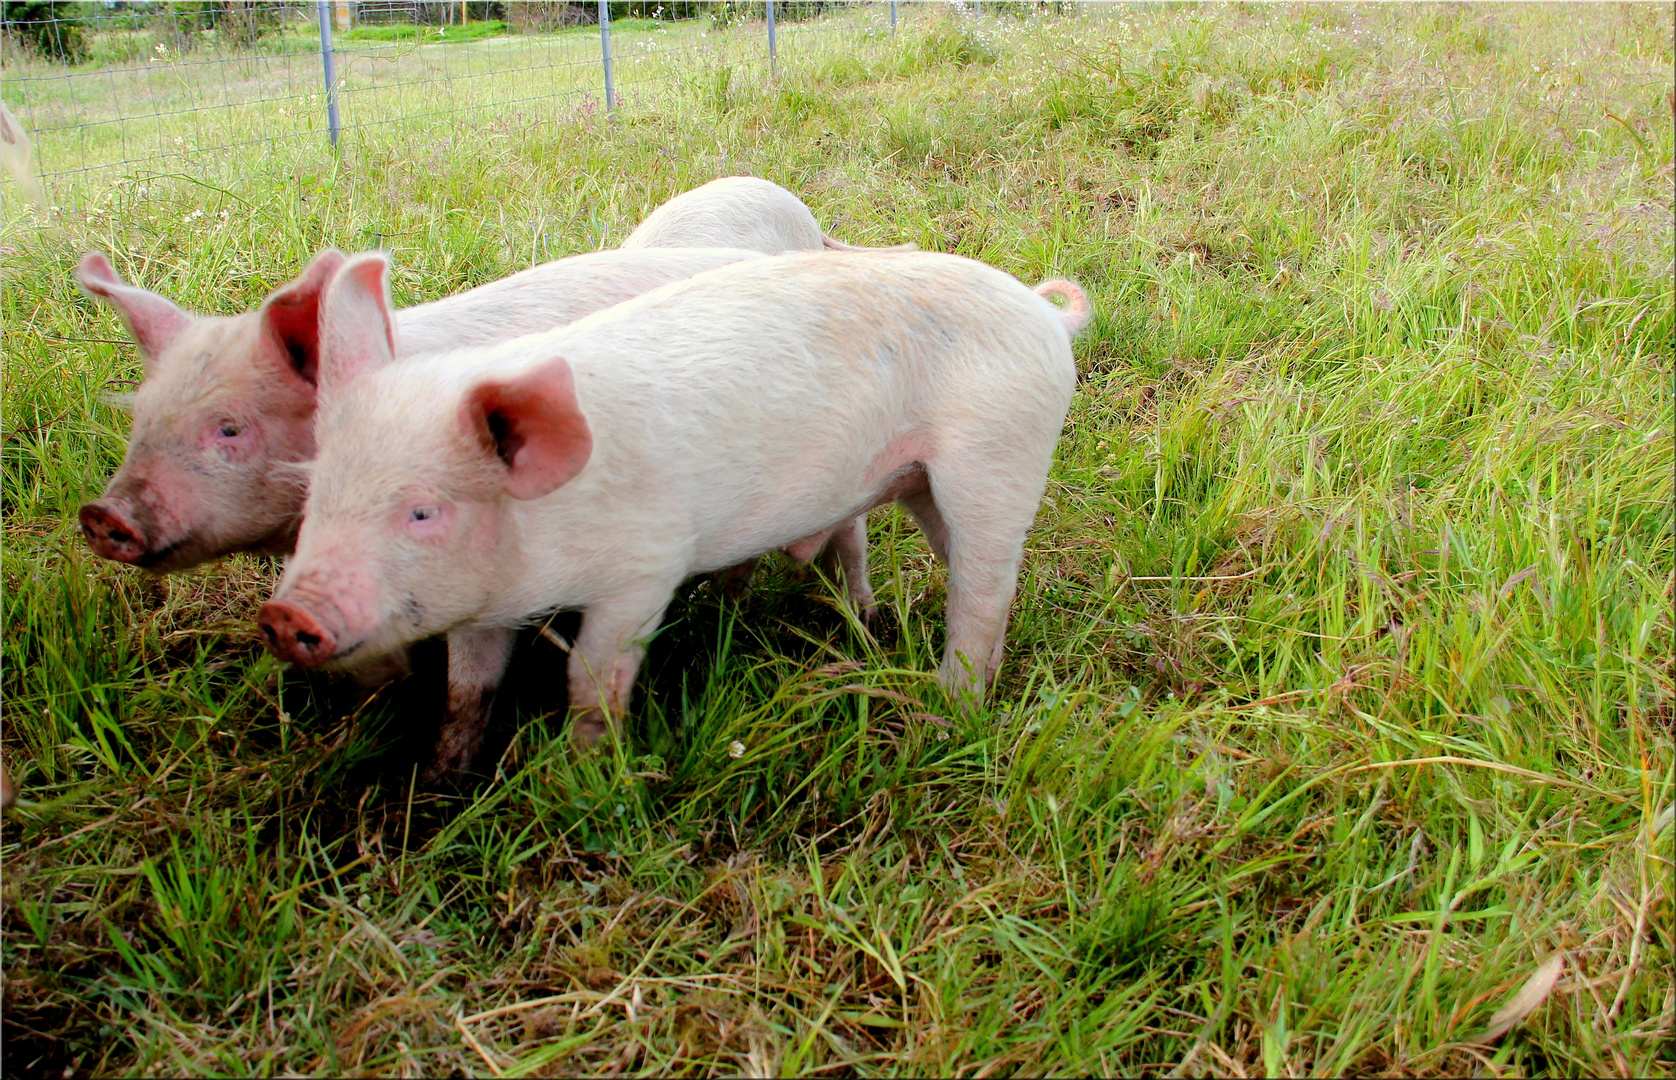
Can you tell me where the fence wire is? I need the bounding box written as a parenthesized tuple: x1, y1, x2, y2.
(0, 1, 941, 207)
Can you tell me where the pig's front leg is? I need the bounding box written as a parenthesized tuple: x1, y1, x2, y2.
(568, 585, 677, 751)
(425, 624, 516, 780)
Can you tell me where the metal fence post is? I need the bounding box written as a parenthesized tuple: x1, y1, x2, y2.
(316, 1, 341, 150)
(890, 1, 897, 33)
(599, 1, 615, 113)
(766, 0, 776, 78)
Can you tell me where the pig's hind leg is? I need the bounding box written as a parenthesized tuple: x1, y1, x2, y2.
(899, 487, 950, 564)
(915, 457, 1046, 702)
(425, 624, 516, 781)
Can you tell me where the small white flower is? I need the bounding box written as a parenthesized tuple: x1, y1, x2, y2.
(727, 740, 745, 759)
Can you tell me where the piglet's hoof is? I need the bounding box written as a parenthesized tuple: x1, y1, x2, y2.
(420, 754, 465, 786)
(423, 723, 485, 783)
(569, 709, 618, 754)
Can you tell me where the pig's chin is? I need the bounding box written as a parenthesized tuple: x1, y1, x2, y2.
(318, 622, 409, 674)
(319, 640, 373, 672)
(135, 523, 284, 573)
(247, 519, 302, 557)
(134, 532, 225, 574)
(133, 538, 192, 572)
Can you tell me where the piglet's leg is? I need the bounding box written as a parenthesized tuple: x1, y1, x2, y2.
(822, 516, 877, 626)
(425, 624, 515, 780)
(712, 555, 760, 603)
(919, 456, 1039, 704)
(568, 585, 677, 751)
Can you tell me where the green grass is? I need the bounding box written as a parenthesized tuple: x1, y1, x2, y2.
(341, 20, 514, 44)
(2, 3, 1672, 1076)
(336, 18, 675, 45)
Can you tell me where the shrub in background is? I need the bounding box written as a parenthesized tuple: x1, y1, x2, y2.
(165, 2, 284, 49)
(1, 0, 90, 64)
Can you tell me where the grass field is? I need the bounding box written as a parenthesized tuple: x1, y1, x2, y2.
(2, 3, 1673, 1076)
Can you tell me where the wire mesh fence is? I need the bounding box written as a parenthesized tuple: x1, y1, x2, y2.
(0, 1, 945, 208)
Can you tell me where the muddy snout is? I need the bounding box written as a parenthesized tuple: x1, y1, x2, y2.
(79, 500, 150, 564)
(258, 599, 339, 667)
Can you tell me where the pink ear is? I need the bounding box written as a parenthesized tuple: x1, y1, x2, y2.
(256, 248, 346, 386)
(75, 252, 192, 368)
(461, 356, 594, 501)
(317, 252, 398, 391)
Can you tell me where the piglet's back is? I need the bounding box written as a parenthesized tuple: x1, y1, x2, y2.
(395, 247, 766, 356)
(551, 251, 1075, 395)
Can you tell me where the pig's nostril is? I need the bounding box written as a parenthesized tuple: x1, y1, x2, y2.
(260, 624, 278, 645)
(108, 528, 134, 544)
(295, 630, 321, 650)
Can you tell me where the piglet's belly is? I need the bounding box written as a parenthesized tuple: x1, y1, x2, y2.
(688, 459, 929, 573)
(690, 505, 853, 573)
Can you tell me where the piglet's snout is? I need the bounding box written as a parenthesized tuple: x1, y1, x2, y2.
(79, 500, 149, 564)
(258, 599, 338, 667)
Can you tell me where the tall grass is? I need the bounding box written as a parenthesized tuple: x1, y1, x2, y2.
(2, 4, 1671, 1076)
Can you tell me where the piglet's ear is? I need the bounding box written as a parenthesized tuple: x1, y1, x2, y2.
(75, 252, 192, 370)
(317, 251, 398, 392)
(461, 356, 593, 501)
(256, 248, 346, 386)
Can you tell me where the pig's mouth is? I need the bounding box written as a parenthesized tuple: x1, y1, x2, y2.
(140, 520, 296, 572)
(320, 636, 372, 667)
(137, 531, 242, 574)
(133, 537, 188, 570)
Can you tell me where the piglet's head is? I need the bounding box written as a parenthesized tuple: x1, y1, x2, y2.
(75, 248, 348, 571)
(259, 252, 594, 671)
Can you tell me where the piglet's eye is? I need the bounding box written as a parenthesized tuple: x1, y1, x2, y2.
(218, 422, 241, 438)
(410, 506, 438, 522)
